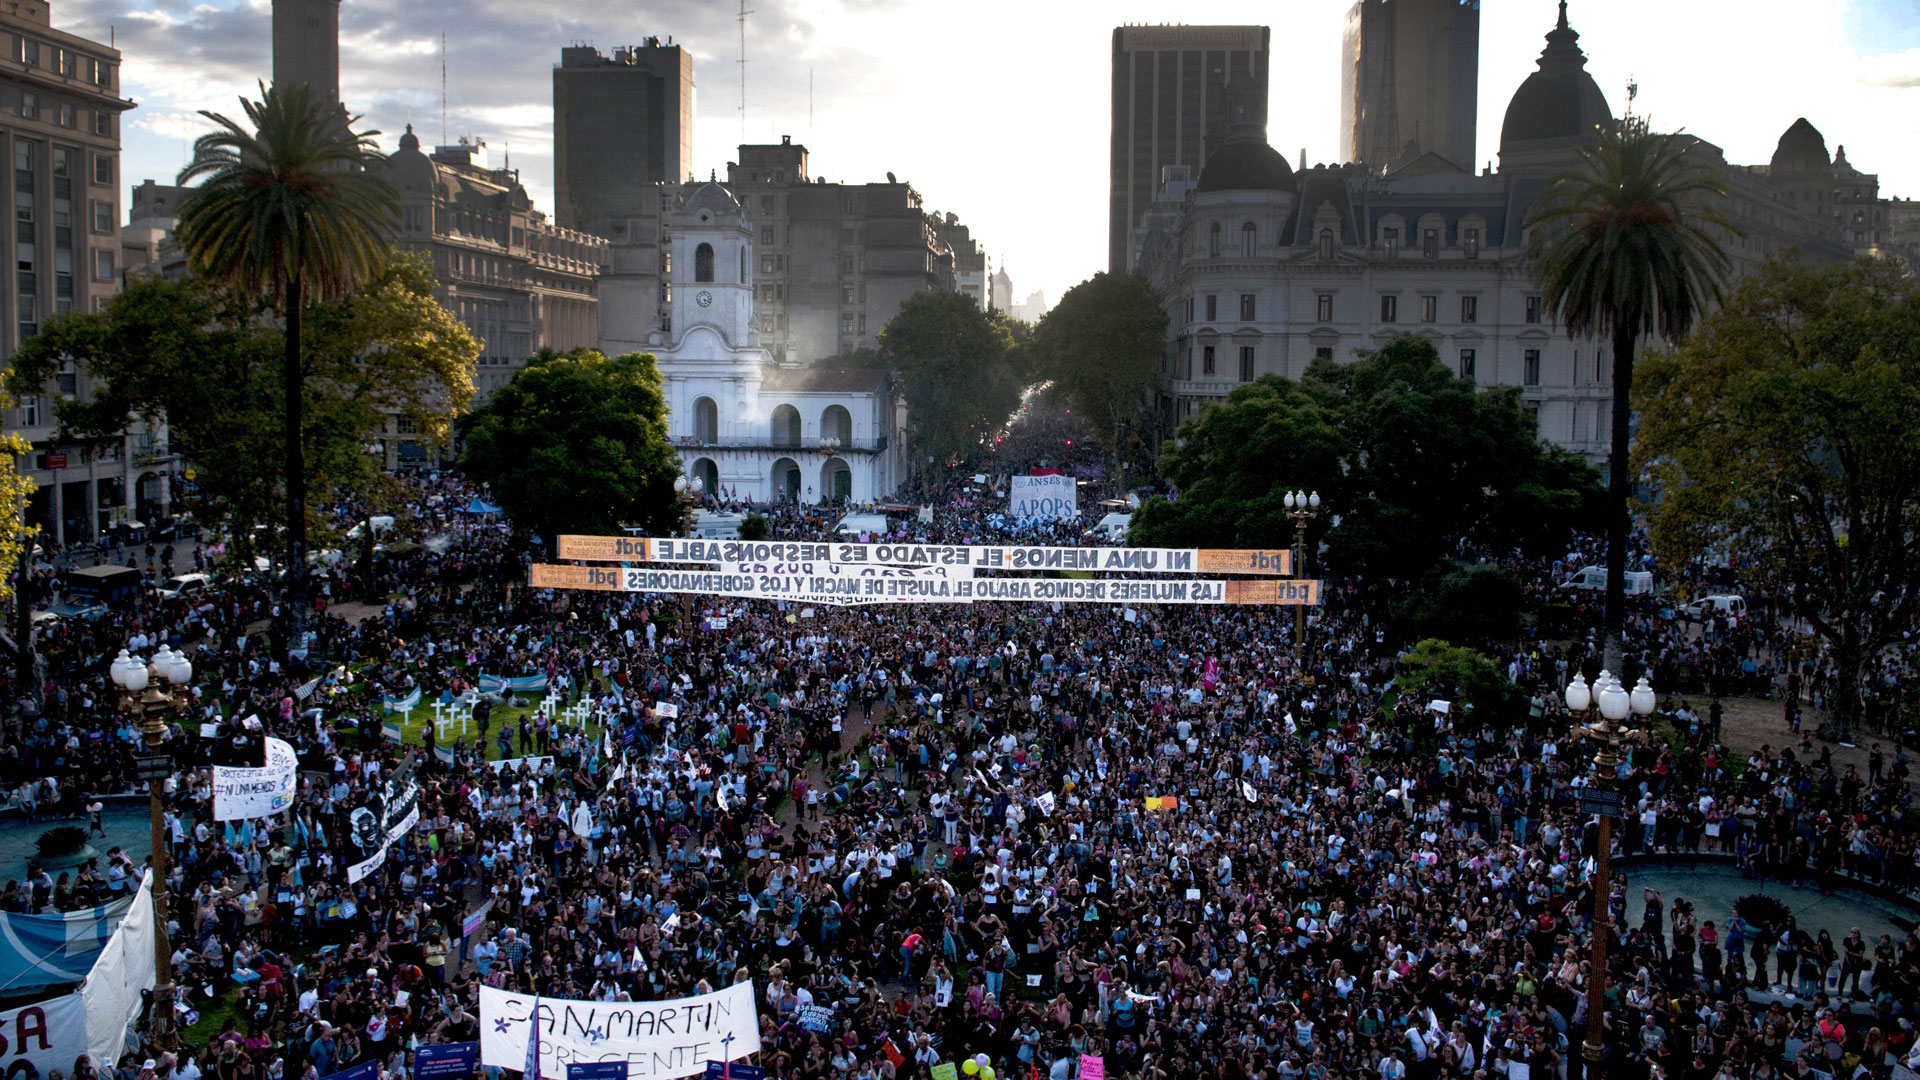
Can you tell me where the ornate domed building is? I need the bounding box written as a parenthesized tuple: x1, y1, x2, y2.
(1131, 2, 1865, 466)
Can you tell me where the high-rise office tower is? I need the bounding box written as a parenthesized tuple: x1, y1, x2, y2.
(272, 0, 341, 104)
(1109, 25, 1269, 272)
(552, 40, 694, 239)
(1342, 0, 1479, 174)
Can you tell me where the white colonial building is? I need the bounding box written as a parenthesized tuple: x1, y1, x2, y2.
(599, 183, 907, 503)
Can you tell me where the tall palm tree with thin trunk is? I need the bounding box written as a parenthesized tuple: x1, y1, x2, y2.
(1527, 118, 1733, 676)
(175, 82, 395, 641)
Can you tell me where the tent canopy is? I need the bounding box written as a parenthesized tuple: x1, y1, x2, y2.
(460, 498, 502, 514)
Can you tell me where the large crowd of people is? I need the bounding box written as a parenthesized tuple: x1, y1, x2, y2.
(3, 458, 1918, 1080)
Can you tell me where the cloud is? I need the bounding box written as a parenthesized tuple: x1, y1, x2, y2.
(1854, 47, 1920, 87)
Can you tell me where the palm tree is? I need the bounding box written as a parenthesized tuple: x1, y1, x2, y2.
(175, 82, 396, 636)
(1526, 118, 1733, 674)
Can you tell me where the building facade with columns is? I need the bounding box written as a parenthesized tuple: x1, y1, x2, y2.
(378, 128, 605, 467)
(600, 182, 906, 504)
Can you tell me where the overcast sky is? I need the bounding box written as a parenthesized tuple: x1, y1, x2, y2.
(60, 0, 1920, 316)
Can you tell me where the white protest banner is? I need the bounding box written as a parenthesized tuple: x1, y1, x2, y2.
(556, 537, 1291, 576)
(212, 737, 299, 821)
(653, 703, 680, 719)
(1010, 474, 1078, 520)
(0, 992, 89, 1079)
(479, 982, 760, 1080)
(531, 565, 1321, 607)
(345, 771, 421, 884)
(486, 755, 555, 774)
(719, 561, 974, 581)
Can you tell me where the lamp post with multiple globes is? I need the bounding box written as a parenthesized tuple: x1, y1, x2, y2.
(1282, 490, 1320, 639)
(110, 644, 192, 1050)
(1563, 669, 1657, 1080)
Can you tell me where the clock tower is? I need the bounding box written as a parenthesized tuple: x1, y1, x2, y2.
(665, 183, 758, 351)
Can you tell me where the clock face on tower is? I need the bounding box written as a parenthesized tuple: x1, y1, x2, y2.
(695, 290, 714, 308)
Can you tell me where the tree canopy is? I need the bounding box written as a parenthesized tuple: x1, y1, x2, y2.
(5, 254, 475, 566)
(1031, 271, 1167, 479)
(1636, 255, 1920, 738)
(459, 349, 682, 546)
(877, 291, 1019, 468)
(1131, 334, 1602, 584)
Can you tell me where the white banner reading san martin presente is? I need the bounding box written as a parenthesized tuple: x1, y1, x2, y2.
(479, 982, 760, 1080)
(530, 565, 1321, 607)
(556, 537, 1291, 576)
(212, 736, 298, 821)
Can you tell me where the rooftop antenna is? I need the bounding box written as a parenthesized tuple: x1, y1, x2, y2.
(441, 32, 449, 146)
(738, 0, 754, 146)
(1624, 74, 1638, 120)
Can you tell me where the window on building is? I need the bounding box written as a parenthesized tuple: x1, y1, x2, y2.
(1465, 228, 1480, 259)
(56, 48, 73, 76)
(18, 395, 39, 427)
(1241, 221, 1256, 257)
(762, 255, 775, 274)
(759, 195, 773, 213)
(1239, 346, 1255, 382)
(55, 365, 73, 396)
(19, 92, 36, 120)
(1523, 349, 1541, 386)
(1459, 349, 1476, 381)
(57, 103, 73, 128)
(1420, 295, 1437, 322)
(1460, 295, 1477, 323)
(761, 226, 774, 244)
(842, 285, 854, 304)
(91, 154, 110, 186)
(1319, 230, 1334, 260)
(1525, 295, 1543, 324)
(1315, 346, 1333, 361)
(1316, 294, 1333, 323)
(1201, 345, 1216, 376)
(91, 110, 108, 136)
(91, 59, 110, 87)
(1185, 296, 1194, 323)
(16, 37, 37, 66)
(1209, 221, 1221, 257)
(1384, 227, 1399, 257)
(1379, 294, 1397, 322)
(1205, 295, 1217, 321)
(1422, 228, 1439, 258)
(1239, 294, 1255, 321)
(841, 313, 854, 333)
(858, 313, 867, 333)
(694, 242, 714, 282)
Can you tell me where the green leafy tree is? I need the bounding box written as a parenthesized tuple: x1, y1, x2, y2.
(1396, 638, 1524, 731)
(7, 259, 475, 571)
(1526, 120, 1732, 671)
(1032, 271, 1167, 481)
(877, 291, 1018, 468)
(1128, 375, 1342, 549)
(459, 349, 682, 548)
(1132, 336, 1601, 590)
(1396, 563, 1528, 645)
(175, 80, 397, 623)
(1636, 256, 1920, 741)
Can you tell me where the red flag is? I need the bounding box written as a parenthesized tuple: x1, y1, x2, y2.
(882, 1040, 906, 1069)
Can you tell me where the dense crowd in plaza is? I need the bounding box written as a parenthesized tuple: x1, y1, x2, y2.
(3, 463, 1919, 1080)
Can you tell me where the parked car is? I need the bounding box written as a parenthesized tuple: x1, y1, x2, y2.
(1682, 594, 1747, 621)
(156, 572, 212, 600)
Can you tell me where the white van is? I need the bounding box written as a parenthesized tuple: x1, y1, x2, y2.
(835, 513, 888, 537)
(156, 572, 212, 600)
(1683, 594, 1748, 621)
(1086, 512, 1132, 542)
(691, 511, 745, 540)
(1559, 566, 1654, 595)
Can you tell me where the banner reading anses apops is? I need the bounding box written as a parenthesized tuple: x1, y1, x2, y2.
(556, 537, 1290, 576)
(530, 564, 1320, 607)
(212, 736, 298, 821)
(1010, 474, 1077, 520)
(480, 982, 760, 1080)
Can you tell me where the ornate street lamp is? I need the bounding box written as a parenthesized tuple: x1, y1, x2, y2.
(111, 645, 190, 1050)
(1564, 670, 1656, 1079)
(1283, 490, 1320, 640)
